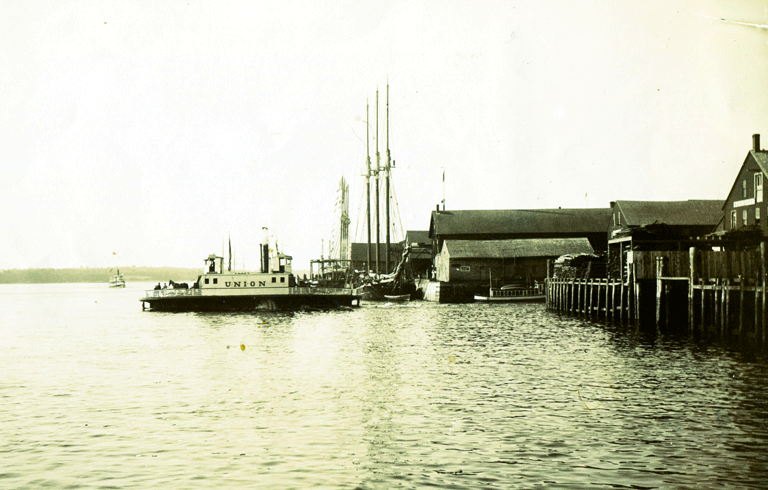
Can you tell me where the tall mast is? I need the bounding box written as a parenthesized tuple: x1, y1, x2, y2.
(366, 101, 372, 274)
(375, 89, 381, 275)
(385, 82, 391, 273)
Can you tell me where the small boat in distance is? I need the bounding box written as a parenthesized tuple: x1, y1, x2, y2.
(140, 230, 361, 312)
(109, 269, 125, 288)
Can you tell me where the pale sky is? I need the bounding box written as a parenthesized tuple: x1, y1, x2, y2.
(2, 0, 767, 271)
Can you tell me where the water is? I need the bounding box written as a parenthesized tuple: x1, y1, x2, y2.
(1, 283, 767, 489)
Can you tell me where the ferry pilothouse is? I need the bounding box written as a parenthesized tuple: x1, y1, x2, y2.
(140, 229, 361, 311)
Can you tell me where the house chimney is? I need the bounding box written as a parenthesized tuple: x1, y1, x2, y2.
(754, 134, 761, 152)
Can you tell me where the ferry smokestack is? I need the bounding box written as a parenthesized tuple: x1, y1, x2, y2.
(261, 227, 269, 273)
(754, 134, 761, 152)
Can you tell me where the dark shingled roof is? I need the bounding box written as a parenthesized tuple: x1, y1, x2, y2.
(753, 150, 768, 173)
(430, 208, 611, 237)
(615, 200, 724, 227)
(443, 238, 594, 259)
(405, 230, 431, 245)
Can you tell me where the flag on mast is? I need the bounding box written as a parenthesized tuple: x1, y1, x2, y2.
(228, 234, 232, 271)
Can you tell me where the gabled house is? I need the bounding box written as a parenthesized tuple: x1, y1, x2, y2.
(722, 134, 768, 234)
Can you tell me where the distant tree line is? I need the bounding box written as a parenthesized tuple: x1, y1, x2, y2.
(0, 267, 202, 284)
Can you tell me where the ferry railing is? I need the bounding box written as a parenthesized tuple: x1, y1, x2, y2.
(290, 287, 356, 295)
(142, 288, 202, 299)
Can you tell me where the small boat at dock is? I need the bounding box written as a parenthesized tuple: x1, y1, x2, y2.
(384, 294, 410, 302)
(474, 283, 545, 303)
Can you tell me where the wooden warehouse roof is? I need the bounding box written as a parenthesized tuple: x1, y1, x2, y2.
(429, 208, 611, 238)
(614, 200, 724, 227)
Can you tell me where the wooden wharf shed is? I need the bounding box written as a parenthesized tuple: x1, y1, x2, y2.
(428, 208, 612, 257)
(608, 199, 724, 281)
(436, 237, 594, 286)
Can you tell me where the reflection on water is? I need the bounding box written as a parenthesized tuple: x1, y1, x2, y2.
(0, 283, 767, 489)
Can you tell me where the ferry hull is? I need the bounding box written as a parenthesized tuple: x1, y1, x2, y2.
(141, 293, 361, 312)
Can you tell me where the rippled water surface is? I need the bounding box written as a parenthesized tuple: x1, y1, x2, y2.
(1, 283, 767, 489)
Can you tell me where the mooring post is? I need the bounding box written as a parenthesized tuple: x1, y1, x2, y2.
(633, 263, 640, 326)
(761, 242, 767, 345)
(546, 259, 551, 309)
(714, 278, 720, 334)
(700, 278, 706, 333)
(656, 256, 664, 329)
(689, 246, 697, 333)
(620, 273, 626, 325)
(723, 277, 733, 335)
(755, 272, 760, 342)
(739, 275, 744, 337)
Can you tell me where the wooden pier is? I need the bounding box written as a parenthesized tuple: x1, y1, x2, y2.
(545, 243, 767, 346)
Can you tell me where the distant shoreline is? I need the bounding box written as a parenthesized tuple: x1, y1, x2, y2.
(0, 267, 202, 284)
(0, 266, 312, 284)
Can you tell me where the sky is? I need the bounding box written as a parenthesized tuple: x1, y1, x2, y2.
(1, 0, 767, 271)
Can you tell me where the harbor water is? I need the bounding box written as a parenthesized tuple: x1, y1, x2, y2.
(1, 283, 767, 489)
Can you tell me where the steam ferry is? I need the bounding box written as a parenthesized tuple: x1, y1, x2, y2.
(109, 270, 125, 288)
(140, 230, 361, 311)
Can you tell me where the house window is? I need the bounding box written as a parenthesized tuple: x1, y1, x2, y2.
(756, 207, 761, 226)
(743, 179, 748, 198)
(731, 210, 738, 229)
(743, 209, 748, 226)
(617, 213, 621, 226)
(756, 173, 764, 203)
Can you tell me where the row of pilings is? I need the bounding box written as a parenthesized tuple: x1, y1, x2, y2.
(545, 243, 767, 347)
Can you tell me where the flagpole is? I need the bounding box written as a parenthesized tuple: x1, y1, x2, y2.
(441, 167, 446, 210)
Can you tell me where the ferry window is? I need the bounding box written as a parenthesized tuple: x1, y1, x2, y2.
(205, 278, 209, 284)
(743, 179, 748, 198)
(213, 278, 218, 284)
(280, 277, 286, 283)
(731, 210, 737, 228)
(756, 207, 761, 226)
(272, 277, 276, 283)
(742, 209, 748, 226)
(756, 173, 764, 203)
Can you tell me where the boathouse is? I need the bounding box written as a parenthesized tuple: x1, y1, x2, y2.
(722, 134, 768, 234)
(428, 208, 612, 257)
(435, 237, 594, 288)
